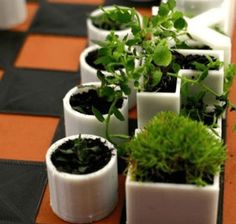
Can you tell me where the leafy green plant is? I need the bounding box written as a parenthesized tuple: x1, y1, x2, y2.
(51, 135, 113, 174)
(126, 111, 226, 186)
(90, 6, 141, 31)
(90, 0, 236, 148)
(95, 0, 188, 93)
(179, 62, 236, 129)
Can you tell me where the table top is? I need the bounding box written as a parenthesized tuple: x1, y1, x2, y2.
(0, 0, 235, 223)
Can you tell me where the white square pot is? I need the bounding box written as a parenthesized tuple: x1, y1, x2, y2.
(137, 77, 181, 129)
(126, 171, 220, 224)
(46, 134, 118, 223)
(186, 19, 231, 64)
(63, 83, 128, 138)
(176, 0, 224, 16)
(177, 49, 224, 105)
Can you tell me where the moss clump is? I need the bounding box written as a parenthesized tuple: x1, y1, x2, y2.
(127, 111, 226, 186)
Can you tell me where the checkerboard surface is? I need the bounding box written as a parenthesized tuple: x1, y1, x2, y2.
(0, 0, 236, 223)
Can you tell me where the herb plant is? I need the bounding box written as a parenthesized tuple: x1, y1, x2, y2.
(91, 0, 236, 148)
(51, 135, 113, 174)
(126, 111, 226, 186)
(90, 6, 141, 31)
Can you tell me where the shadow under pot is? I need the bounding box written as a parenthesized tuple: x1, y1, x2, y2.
(46, 134, 118, 223)
(63, 82, 129, 138)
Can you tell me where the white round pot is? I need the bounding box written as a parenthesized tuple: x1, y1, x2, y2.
(0, 0, 27, 29)
(63, 82, 129, 138)
(46, 134, 118, 223)
(87, 6, 141, 46)
(80, 45, 137, 109)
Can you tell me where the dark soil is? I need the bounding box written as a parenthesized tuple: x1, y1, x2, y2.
(137, 169, 214, 185)
(85, 49, 124, 71)
(145, 72, 177, 93)
(70, 88, 123, 115)
(51, 137, 113, 175)
(172, 51, 219, 70)
(85, 49, 106, 70)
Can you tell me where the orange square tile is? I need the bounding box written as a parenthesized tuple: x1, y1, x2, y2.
(15, 34, 87, 72)
(47, 0, 104, 5)
(0, 114, 59, 161)
(36, 175, 126, 224)
(12, 3, 39, 32)
(0, 69, 4, 80)
(223, 79, 236, 224)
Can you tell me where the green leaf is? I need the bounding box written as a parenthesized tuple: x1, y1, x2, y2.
(97, 70, 105, 82)
(167, 0, 176, 10)
(113, 106, 125, 121)
(172, 11, 183, 20)
(198, 70, 209, 82)
(92, 106, 105, 122)
(153, 43, 172, 67)
(152, 69, 162, 87)
(117, 9, 132, 23)
(174, 17, 187, 30)
(159, 4, 169, 17)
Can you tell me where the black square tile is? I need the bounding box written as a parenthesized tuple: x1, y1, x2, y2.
(0, 160, 47, 224)
(0, 31, 26, 68)
(29, 2, 97, 36)
(0, 68, 80, 116)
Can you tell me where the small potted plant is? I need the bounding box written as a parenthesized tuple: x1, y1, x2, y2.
(63, 82, 128, 142)
(87, 5, 142, 46)
(125, 111, 226, 224)
(46, 134, 118, 223)
(94, 0, 188, 128)
(79, 42, 137, 109)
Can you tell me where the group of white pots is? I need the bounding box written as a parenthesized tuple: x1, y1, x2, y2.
(45, 3, 228, 224)
(46, 6, 134, 223)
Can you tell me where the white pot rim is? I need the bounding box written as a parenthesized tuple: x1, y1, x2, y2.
(63, 83, 128, 118)
(138, 76, 181, 95)
(126, 169, 219, 190)
(46, 134, 117, 180)
(87, 5, 134, 35)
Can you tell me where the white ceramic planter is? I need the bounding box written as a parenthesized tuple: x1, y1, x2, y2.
(186, 18, 231, 65)
(80, 45, 102, 84)
(80, 45, 137, 109)
(0, 0, 27, 29)
(126, 170, 220, 224)
(187, 0, 236, 38)
(176, 0, 224, 16)
(46, 134, 118, 223)
(87, 6, 141, 46)
(63, 82, 128, 138)
(177, 49, 224, 105)
(137, 77, 181, 129)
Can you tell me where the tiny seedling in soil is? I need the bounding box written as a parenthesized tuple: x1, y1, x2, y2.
(51, 136, 113, 175)
(90, 6, 140, 31)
